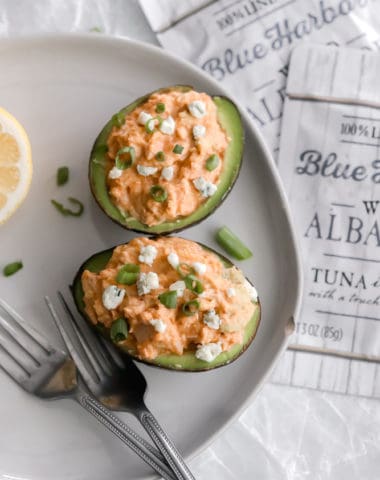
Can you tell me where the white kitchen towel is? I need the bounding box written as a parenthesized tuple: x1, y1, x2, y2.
(275, 43, 380, 397)
(139, 0, 380, 157)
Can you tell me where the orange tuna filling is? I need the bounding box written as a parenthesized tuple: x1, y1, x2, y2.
(106, 90, 229, 227)
(81, 237, 257, 361)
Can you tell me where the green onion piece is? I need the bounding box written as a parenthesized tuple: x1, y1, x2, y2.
(150, 185, 167, 202)
(158, 290, 177, 308)
(176, 262, 195, 278)
(57, 166, 69, 186)
(121, 263, 140, 273)
(173, 144, 184, 154)
(3, 261, 23, 277)
(155, 115, 163, 127)
(110, 318, 129, 343)
(145, 118, 156, 134)
(216, 226, 253, 260)
(182, 300, 200, 317)
(51, 197, 84, 217)
(206, 154, 219, 171)
(115, 146, 135, 169)
(155, 151, 165, 162)
(51, 199, 67, 215)
(111, 111, 125, 128)
(116, 264, 140, 285)
(156, 103, 165, 113)
(116, 272, 139, 285)
(184, 274, 204, 294)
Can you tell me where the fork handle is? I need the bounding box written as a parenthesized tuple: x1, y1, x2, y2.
(78, 394, 176, 480)
(138, 408, 197, 480)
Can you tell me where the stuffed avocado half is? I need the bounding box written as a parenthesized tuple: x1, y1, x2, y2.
(89, 85, 244, 235)
(72, 237, 260, 372)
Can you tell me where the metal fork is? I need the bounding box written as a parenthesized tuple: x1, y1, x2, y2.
(0, 298, 176, 480)
(46, 292, 196, 480)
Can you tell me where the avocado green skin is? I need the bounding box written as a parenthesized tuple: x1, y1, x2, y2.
(71, 239, 261, 372)
(89, 85, 244, 235)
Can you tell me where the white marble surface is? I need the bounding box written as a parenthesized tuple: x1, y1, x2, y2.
(1, 1, 379, 479)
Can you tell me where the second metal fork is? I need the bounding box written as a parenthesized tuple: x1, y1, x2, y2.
(0, 298, 175, 480)
(46, 292, 196, 480)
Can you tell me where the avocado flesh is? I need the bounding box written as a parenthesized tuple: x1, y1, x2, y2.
(72, 243, 261, 372)
(89, 85, 244, 235)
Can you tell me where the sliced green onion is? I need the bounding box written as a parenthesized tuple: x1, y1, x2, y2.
(176, 262, 195, 278)
(182, 300, 200, 316)
(57, 166, 69, 186)
(110, 318, 129, 342)
(206, 154, 219, 171)
(120, 264, 140, 273)
(115, 146, 135, 169)
(156, 103, 165, 113)
(155, 151, 165, 162)
(150, 185, 167, 202)
(119, 273, 138, 285)
(184, 274, 204, 294)
(216, 226, 253, 260)
(173, 144, 184, 154)
(3, 261, 23, 277)
(116, 264, 140, 285)
(51, 197, 84, 217)
(145, 118, 156, 134)
(111, 111, 125, 128)
(158, 290, 177, 308)
(155, 115, 163, 127)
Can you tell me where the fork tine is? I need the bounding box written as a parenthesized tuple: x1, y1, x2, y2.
(57, 292, 116, 376)
(0, 340, 31, 383)
(0, 300, 54, 368)
(98, 335, 125, 369)
(0, 299, 52, 363)
(45, 296, 100, 390)
(0, 323, 39, 373)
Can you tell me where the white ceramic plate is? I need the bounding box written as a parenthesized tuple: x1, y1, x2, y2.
(0, 35, 302, 480)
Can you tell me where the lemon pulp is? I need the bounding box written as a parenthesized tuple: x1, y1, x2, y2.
(0, 107, 32, 224)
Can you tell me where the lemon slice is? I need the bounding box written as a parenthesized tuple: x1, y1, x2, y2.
(0, 107, 32, 224)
